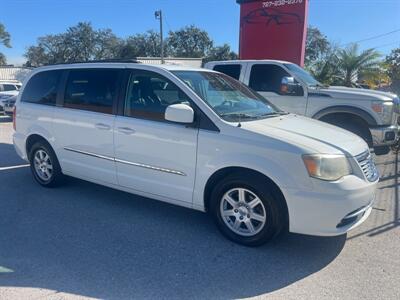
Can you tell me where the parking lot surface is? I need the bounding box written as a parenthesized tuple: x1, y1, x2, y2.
(0, 115, 399, 300)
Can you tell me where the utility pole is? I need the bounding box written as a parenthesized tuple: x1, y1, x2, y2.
(155, 10, 164, 64)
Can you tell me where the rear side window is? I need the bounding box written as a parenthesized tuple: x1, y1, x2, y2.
(213, 64, 241, 80)
(21, 70, 62, 105)
(3, 84, 17, 91)
(63, 69, 119, 114)
(249, 64, 290, 93)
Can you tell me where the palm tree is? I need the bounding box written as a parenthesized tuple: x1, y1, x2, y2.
(336, 44, 381, 87)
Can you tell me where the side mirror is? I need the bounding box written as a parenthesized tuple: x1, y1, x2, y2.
(280, 76, 302, 95)
(165, 103, 194, 124)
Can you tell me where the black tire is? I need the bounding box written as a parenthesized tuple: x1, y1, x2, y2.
(28, 141, 64, 187)
(209, 172, 287, 247)
(339, 121, 373, 148)
(320, 115, 373, 148)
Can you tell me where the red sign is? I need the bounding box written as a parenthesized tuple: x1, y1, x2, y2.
(237, 0, 309, 66)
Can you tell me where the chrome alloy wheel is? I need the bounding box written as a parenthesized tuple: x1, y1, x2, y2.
(33, 149, 53, 181)
(220, 188, 267, 237)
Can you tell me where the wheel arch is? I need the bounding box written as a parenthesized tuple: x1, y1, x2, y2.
(312, 106, 377, 126)
(25, 134, 54, 157)
(203, 166, 289, 225)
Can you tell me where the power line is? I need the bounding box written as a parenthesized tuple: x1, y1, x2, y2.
(342, 29, 400, 46)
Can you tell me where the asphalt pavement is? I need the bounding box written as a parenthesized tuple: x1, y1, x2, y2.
(0, 115, 399, 300)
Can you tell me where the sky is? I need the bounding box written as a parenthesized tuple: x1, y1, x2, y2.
(1, 0, 400, 65)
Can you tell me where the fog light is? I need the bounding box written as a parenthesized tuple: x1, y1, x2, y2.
(385, 131, 395, 141)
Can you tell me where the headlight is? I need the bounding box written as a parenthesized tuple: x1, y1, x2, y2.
(371, 101, 393, 124)
(302, 154, 352, 181)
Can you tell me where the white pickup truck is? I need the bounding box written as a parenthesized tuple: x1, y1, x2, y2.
(205, 60, 400, 154)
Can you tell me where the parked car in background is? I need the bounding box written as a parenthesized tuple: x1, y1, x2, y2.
(2, 94, 17, 115)
(205, 60, 400, 155)
(0, 80, 22, 114)
(13, 61, 378, 246)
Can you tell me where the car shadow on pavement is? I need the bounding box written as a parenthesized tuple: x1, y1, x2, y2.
(0, 142, 346, 299)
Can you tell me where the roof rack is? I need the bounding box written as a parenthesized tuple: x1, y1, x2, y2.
(45, 58, 140, 66)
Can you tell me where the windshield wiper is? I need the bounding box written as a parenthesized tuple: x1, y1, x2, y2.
(220, 113, 256, 119)
(258, 111, 289, 118)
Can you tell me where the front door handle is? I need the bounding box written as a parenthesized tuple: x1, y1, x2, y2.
(117, 127, 136, 135)
(95, 123, 111, 130)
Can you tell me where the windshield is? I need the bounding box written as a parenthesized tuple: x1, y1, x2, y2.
(284, 63, 322, 87)
(172, 71, 282, 122)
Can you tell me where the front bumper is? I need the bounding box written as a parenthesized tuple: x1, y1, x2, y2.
(284, 175, 378, 236)
(370, 125, 399, 147)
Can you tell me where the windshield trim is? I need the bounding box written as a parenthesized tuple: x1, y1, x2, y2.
(171, 70, 283, 123)
(283, 63, 322, 87)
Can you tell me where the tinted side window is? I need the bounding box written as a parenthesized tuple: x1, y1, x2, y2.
(64, 69, 119, 114)
(21, 70, 62, 105)
(3, 84, 17, 91)
(213, 64, 241, 80)
(249, 64, 290, 93)
(124, 70, 191, 122)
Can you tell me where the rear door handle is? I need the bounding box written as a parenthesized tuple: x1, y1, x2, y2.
(95, 123, 111, 130)
(117, 127, 136, 135)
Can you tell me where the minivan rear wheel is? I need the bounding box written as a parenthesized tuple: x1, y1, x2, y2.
(210, 173, 286, 246)
(29, 142, 63, 187)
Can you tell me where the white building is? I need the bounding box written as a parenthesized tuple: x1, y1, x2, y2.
(137, 57, 203, 68)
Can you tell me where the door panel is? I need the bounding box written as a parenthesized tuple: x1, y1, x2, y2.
(114, 117, 198, 203)
(53, 108, 117, 184)
(114, 69, 198, 203)
(52, 68, 120, 184)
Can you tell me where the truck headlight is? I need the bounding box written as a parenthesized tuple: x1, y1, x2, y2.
(371, 101, 393, 124)
(302, 154, 352, 181)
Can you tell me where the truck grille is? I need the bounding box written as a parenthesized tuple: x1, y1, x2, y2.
(355, 150, 379, 182)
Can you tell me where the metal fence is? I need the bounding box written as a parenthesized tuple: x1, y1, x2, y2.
(0, 66, 33, 82)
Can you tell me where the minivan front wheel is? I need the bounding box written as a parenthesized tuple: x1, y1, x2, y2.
(210, 173, 286, 246)
(29, 142, 63, 187)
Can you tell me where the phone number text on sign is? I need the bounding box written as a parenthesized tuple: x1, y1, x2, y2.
(262, 0, 303, 8)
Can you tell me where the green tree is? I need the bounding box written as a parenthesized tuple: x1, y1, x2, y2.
(25, 22, 121, 66)
(118, 30, 164, 59)
(0, 23, 11, 65)
(305, 26, 330, 66)
(386, 47, 400, 94)
(336, 44, 381, 87)
(305, 26, 340, 85)
(203, 44, 238, 63)
(167, 25, 213, 58)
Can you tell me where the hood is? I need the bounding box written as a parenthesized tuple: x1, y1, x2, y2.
(241, 114, 368, 156)
(312, 86, 396, 102)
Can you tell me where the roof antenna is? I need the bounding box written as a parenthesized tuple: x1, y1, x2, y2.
(237, 114, 242, 127)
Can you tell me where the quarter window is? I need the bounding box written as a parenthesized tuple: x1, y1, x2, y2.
(124, 70, 191, 122)
(21, 70, 62, 105)
(213, 64, 242, 80)
(64, 69, 119, 114)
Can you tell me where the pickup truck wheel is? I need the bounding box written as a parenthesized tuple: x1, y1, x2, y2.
(29, 142, 64, 187)
(210, 173, 285, 247)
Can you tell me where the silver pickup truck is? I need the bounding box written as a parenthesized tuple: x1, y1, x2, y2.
(205, 60, 400, 154)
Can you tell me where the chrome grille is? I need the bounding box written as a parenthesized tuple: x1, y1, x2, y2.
(355, 150, 379, 182)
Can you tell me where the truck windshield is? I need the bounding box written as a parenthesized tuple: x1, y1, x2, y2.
(172, 71, 282, 122)
(284, 63, 322, 87)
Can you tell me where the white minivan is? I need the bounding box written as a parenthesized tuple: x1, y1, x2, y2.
(13, 61, 379, 246)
